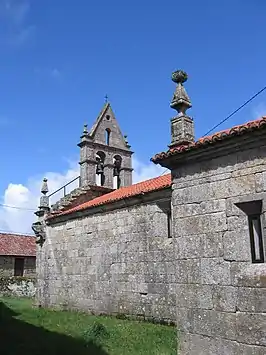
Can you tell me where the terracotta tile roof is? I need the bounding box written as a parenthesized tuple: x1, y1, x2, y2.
(48, 173, 171, 219)
(0, 233, 36, 257)
(152, 116, 266, 163)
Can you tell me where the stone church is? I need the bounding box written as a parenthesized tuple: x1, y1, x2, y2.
(33, 70, 266, 354)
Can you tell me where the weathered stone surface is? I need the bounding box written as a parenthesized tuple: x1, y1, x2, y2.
(192, 309, 236, 340)
(36, 199, 176, 322)
(174, 212, 227, 236)
(231, 263, 266, 287)
(175, 259, 201, 284)
(212, 285, 237, 312)
(175, 233, 223, 259)
(171, 143, 266, 352)
(174, 199, 226, 218)
(201, 258, 231, 285)
(175, 284, 213, 309)
(179, 332, 239, 355)
(237, 287, 266, 312)
(236, 312, 266, 346)
(223, 230, 251, 261)
(179, 332, 266, 355)
(173, 174, 256, 204)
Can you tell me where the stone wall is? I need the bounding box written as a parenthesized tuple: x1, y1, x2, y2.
(37, 190, 176, 322)
(0, 256, 36, 277)
(172, 145, 266, 354)
(0, 276, 36, 297)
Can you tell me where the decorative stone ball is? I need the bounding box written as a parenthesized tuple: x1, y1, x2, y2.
(171, 70, 188, 84)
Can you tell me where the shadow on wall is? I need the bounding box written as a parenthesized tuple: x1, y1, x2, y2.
(0, 301, 109, 355)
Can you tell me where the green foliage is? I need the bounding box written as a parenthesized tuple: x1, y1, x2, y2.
(1, 297, 176, 355)
(115, 313, 127, 320)
(83, 321, 109, 345)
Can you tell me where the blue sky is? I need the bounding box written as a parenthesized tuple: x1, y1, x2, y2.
(1, 0, 266, 233)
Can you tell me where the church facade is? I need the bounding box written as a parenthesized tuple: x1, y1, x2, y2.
(33, 70, 266, 354)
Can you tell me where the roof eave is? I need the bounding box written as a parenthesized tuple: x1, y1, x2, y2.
(151, 129, 266, 170)
(46, 186, 172, 225)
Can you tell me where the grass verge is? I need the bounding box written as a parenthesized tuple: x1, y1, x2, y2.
(0, 297, 176, 355)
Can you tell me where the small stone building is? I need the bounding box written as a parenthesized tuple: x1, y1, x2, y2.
(33, 70, 266, 354)
(0, 233, 36, 277)
(152, 70, 266, 354)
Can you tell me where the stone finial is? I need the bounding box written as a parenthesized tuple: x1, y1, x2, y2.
(170, 70, 192, 116)
(169, 70, 195, 148)
(83, 124, 88, 134)
(39, 178, 49, 210)
(41, 178, 48, 195)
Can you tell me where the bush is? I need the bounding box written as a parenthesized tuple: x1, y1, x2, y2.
(83, 321, 109, 344)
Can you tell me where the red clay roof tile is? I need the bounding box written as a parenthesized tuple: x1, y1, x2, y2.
(0, 233, 36, 257)
(151, 116, 266, 163)
(48, 173, 171, 219)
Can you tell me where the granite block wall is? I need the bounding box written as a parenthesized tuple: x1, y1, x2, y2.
(36, 196, 175, 322)
(172, 146, 266, 354)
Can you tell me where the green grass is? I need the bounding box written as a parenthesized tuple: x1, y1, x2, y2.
(0, 297, 176, 355)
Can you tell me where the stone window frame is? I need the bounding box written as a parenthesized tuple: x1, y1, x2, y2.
(157, 199, 172, 238)
(235, 198, 265, 264)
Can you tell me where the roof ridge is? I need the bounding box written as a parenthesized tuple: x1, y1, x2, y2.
(0, 232, 35, 237)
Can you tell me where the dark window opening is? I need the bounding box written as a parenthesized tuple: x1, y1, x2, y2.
(14, 258, 24, 276)
(167, 210, 172, 238)
(235, 200, 265, 264)
(106, 115, 110, 121)
(248, 214, 264, 263)
(105, 129, 111, 145)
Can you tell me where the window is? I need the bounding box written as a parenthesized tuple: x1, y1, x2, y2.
(157, 200, 172, 238)
(167, 210, 172, 238)
(105, 129, 111, 145)
(248, 215, 264, 263)
(14, 258, 24, 276)
(235, 200, 265, 264)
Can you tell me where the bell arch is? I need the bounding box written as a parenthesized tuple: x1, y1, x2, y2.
(113, 155, 122, 189)
(95, 151, 106, 186)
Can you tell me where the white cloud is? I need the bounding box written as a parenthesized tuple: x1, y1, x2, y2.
(132, 157, 167, 183)
(0, 0, 34, 46)
(0, 157, 168, 235)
